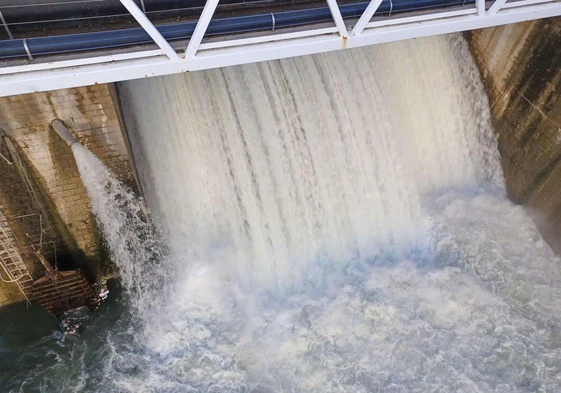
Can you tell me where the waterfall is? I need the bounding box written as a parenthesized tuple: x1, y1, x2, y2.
(119, 35, 503, 289)
(65, 34, 561, 392)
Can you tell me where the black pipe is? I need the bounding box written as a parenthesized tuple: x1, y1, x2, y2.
(0, 0, 474, 60)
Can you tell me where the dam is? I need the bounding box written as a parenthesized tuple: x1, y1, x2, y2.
(2, 3, 561, 392)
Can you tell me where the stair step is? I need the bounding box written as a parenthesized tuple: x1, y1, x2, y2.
(31, 282, 93, 301)
(31, 286, 93, 301)
(7, 266, 30, 273)
(5, 263, 26, 269)
(6, 265, 27, 270)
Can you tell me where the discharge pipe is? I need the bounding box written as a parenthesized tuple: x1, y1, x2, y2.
(0, 0, 473, 60)
(51, 119, 79, 147)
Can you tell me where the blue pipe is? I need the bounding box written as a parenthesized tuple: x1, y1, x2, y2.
(0, 0, 474, 60)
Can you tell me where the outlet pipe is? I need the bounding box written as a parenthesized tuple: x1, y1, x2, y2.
(0, 0, 473, 60)
(51, 120, 79, 147)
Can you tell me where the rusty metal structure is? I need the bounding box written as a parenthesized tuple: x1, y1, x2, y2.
(0, 211, 97, 317)
(0, 212, 33, 304)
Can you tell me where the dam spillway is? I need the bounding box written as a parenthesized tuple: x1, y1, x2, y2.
(120, 35, 503, 288)
(110, 34, 561, 391)
(1, 32, 561, 392)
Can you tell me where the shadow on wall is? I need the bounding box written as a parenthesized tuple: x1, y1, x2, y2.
(0, 84, 139, 307)
(467, 18, 561, 254)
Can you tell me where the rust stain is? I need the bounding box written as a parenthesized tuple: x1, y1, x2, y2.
(342, 36, 348, 49)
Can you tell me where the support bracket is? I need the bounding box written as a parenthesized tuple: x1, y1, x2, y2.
(352, 0, 384, 36)
(326, 0, 349, 37)
(119, 0, 179, 60)
(488, 0, 508, 15)
(185, 0, 220, 58)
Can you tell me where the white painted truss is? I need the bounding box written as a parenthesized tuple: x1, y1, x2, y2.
(0, 0, 560, 97)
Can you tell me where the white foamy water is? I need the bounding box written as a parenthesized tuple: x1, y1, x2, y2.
(65, 34, 561, 392)
(72, 143, 167, 316)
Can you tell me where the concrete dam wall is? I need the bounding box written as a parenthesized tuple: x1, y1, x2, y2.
(468, 19, 561, 254)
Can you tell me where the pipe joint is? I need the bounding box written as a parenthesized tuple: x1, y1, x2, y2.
(51, 119, 78, 147)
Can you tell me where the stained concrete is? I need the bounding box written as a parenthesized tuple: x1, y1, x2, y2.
(468, 18, 561, 254)
(0, 84, 136, 306)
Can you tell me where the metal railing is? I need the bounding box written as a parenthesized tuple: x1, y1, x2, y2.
(0, 212, 33, 304)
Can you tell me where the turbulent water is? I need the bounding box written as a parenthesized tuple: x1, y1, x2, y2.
(3, 34, 561, 392)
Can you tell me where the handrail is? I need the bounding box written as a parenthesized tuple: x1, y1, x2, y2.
(0, 225, 25, 283)
(0, 222, 32, 304)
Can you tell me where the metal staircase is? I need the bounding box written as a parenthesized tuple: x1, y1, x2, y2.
(0, 212, 98, 315)
(31, 271, 97, 316)
(0, 133, 100, 315)
(0, 213, 33, 304)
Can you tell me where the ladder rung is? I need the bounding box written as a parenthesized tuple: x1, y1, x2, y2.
(5, 261, 25, 266)
(6, 264, 27, 271)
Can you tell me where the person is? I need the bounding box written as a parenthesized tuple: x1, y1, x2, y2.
(51, 329, 64, 340)
(62, 319, 79, 334)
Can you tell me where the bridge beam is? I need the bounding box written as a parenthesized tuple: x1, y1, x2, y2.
(185, 0, 220, 58)
(488, 0, 508, 15)
(477, 0, 486, 15)
(326, 0, 349, 37)
(352, 0, 384, 36)
(118, 0, 179, 60)
(2, 0, 561, 96)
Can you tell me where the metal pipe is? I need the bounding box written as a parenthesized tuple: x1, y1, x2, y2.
(0, 0, 474, 60)
(51, 119, 78, 147)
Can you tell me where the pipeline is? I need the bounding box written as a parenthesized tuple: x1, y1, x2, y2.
(1, 0, 270, 26)
(51, 120, 79, 147)
(0, 0, 474, 60)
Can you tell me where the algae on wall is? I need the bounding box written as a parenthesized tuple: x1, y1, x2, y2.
(468, 18, 561, 254)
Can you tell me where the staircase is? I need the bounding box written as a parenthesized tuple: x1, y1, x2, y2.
(0, 214, 33, 304)
(0, 211, 98, 316)
(30, 270, 97, 316)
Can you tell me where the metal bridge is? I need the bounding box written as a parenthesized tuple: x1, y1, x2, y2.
(0, 0, 560, 97)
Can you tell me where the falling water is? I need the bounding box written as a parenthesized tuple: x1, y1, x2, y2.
(113, 34, 561, 392)
(4, 34, 561, 392)
(71, 143, 167, 316)
(122, 35, 504, 289)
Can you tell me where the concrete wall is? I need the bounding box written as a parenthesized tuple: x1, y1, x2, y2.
(468, 18, 561, 254)
(0, 84, 136, 306)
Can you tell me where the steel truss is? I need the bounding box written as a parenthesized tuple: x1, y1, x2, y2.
(0, 0, 560, 97)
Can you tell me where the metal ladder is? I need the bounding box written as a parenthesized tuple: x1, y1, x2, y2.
(0, 213, 32, 304)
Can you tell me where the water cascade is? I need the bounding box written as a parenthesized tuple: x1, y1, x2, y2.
(71, 143, 167, 316)
(113, 34, 561, 391)
(4, 34, 561, 392)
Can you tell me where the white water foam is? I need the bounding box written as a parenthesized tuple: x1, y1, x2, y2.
(72, 143, 167, 316)
(68, 34, 561, 392)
